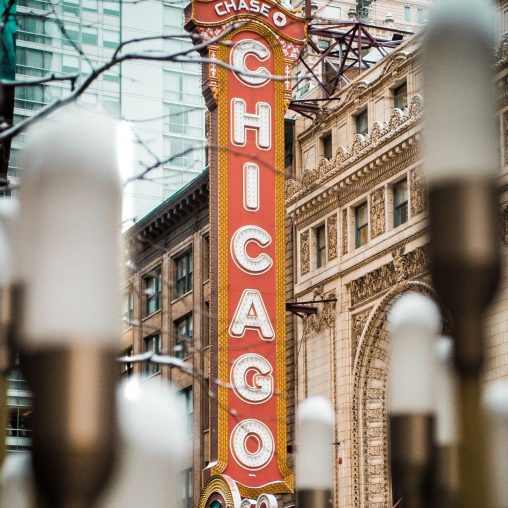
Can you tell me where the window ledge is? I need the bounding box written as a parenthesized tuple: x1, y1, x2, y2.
(171, 290, 193, 305)
(142, 309, 161, 321)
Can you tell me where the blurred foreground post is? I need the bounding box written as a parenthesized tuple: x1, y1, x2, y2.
(18, 111, 122, 507)
(296, 396, 334, 507)
(424, 0, 500, 506)
(388, 292, 440, 508)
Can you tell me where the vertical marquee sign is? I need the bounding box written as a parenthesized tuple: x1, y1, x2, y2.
(185, 1, 306, 505)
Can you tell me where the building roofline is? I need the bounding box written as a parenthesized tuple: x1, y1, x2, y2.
(125, 167, 209, 244)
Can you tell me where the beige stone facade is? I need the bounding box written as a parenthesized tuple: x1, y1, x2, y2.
(285, 21, 508, 508)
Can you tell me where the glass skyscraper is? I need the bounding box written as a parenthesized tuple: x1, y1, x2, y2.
(7, 0, 206, 221)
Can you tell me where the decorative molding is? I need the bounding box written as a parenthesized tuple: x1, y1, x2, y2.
(496, 32, 508, 70)
(294, 230, 428, 300)
(300, 285, 337, 401)
(342, 209, 348, 255)
(300, 230, 310, 275)
(498, 73, 508, 108)
(351, 281, 438, 508)
(502, 204, 508, 246)
(290, 143, 421, 230)
(409, 167, 427, 217)
(286, 95, 423, 204)
(348, 245, 429, 307)
(327, 214, 338, 261)
(301, 285, 337, 334)
(351, 308, 372, 364)
(370, 188, 385, 239)
(504, 112, 508, 166)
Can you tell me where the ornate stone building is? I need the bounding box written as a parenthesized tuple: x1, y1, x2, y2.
(285, 19, 508, 508)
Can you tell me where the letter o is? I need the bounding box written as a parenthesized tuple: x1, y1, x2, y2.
(230, 419, 274, 470)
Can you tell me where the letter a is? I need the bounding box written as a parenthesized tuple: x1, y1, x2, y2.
(229, 289, 274, 340)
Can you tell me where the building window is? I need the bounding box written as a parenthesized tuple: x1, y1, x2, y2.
(284, 118, 295, 176)
(355, 109, 368, 136)
(82, 26, 98, 46)
(144, 334, 160, 376)
(202, 235, 210, 281)
(180, 387, 193, 435)
(62, 22, 79, 46)
(393, 179, 409, 227)
(404, 5, 411, 22)
(103, 29, 120, 49)
(320, 5, 341, 19)
(355, 202, 368, 248)
(175, 251, 193, 297)
(62, 54, 79, 74)
(315, 223, 326, 268)
(321, 133, 332, 160)
(104, 0, 120, 15)
(63, 0, 79, 16)
(181, 468, 193, 508)
(393, 81, 408, 110)
(82, 0, 97, 11)
(6, 370, 32, 453)
(203, 302, 210, 349)
(175, 314, 193, 359)
(144, 269, 161, 316)
(202, 379, 210, 432)
(120, 347, 133, 378)
(122, 290, 134, 329)
(417, 8, 425, 24)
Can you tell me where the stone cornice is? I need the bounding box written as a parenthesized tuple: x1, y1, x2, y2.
(293, 228, 428, 299)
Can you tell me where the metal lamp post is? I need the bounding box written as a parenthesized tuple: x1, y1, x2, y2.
(18, 110, 122, 508)
(296, 396, 334, 507)
(424, 0, 500, 506)
(388, 292, 441, 508)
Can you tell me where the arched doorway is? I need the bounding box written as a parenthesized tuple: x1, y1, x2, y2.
(351, 281, 443, 508)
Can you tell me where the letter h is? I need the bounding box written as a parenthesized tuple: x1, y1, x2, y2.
(231, 98, 271, 150)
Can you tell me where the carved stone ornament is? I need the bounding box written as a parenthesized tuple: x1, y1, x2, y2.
(391, 245, 409, 282)
(286, 95, 424, 202)
(327, 214, 338, 261)
(504, 111, 508, 165)
(348, 245, 429, 306)
(342, 209, 348, 255)
(300, 230, 310, 275)
(301, 285, 337, 335)
(501, 204, 508, 246)
(409, 168, 427, 216)
(352, 281, 437, 508)
(351, 308, 371, 361)
(285, 178, 303, 200)
(496, 32, 508, 69)
(370, 188, 386, 239)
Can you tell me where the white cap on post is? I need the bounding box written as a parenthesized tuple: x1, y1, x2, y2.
(423, 0, 497, 185)
(0, 199, 18, 286)
(434, 336, 458, 446)
(388, 292, 440, 415)
(0, 225, 10, 287)
(98, 378, 188, 508)
(19, 110, 122, 348)
(296, 396, 334, 491)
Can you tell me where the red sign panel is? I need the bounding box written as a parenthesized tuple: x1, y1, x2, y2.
(186, 1, 306, 500)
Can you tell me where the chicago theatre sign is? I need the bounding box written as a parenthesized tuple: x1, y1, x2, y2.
(185, 1, 306, 507)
